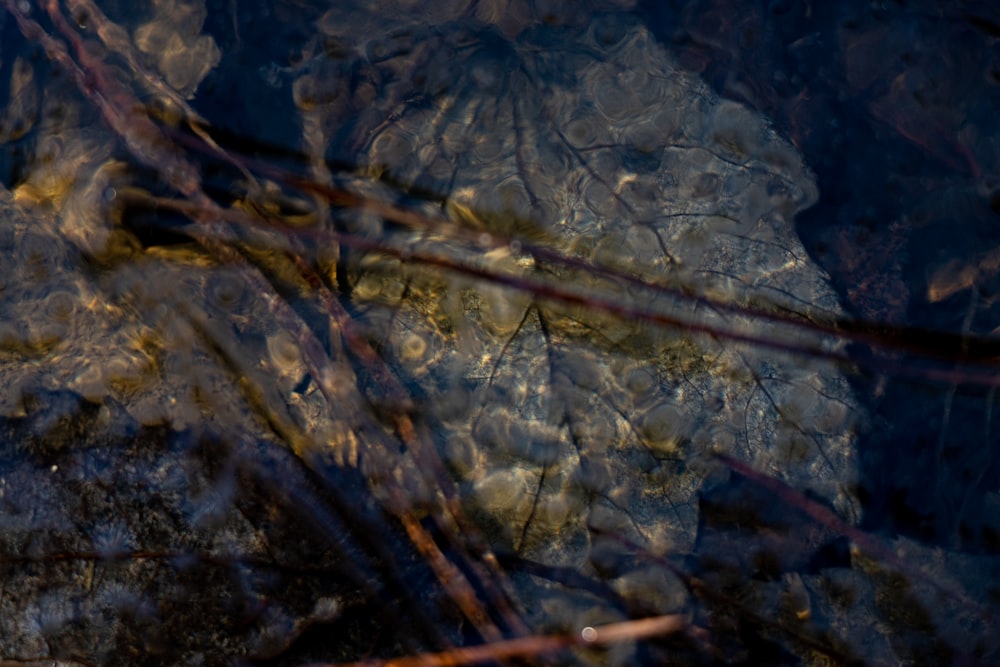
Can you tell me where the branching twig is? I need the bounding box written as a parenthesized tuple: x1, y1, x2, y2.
(6, 0, 522, 644)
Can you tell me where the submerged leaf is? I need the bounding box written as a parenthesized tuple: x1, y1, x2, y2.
(310, 5, 862, 623)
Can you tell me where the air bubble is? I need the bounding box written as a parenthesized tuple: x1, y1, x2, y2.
(473, 468, 533, 517)
(370, 129, 416, 172)
(19, 230, 64, 282)
(593, 77, 634, 121)
(72, 364, 107, 401)
(564, 112, 605, 148)
(477, 249, 531, 335)
(473, 410, 536, 462)
(557, 349, 602, 391)
(41, 285, 79, 323)
(398, 332, 427, 362)
(624, 366, 657, 397)
(205, 270, 246, 313)
(480, 284, 529, 335)
(472, 133, 507, 163)
(639, 401, 688, 454)
(612, 567, 686, 615)
(25, 320, 67, 351)
(267, 332, 304, 387)
(293, 73, 338, 110)
(590, 13, 630, 49)
(572, 607, 635, 667)
(531, 493, 571, 532)
(441, 433, 478, 478)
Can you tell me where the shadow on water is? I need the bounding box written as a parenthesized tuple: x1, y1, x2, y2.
(637, 0, 1000, 550)
(0, 0, 998, 665)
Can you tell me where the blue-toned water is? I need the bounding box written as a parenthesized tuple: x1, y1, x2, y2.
(0, 1, 997, 664)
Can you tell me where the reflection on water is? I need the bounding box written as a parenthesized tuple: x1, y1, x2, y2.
(0, 0, 996, 665)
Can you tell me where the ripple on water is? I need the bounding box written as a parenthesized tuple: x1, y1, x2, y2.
(317, 7, 859, 628)
(0, 0, 866, 658)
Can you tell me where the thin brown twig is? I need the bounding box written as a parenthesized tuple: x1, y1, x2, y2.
(12, 0, 522, 644)
(299, 614, 686, 667)
(148, 123, 1000, 395)
(64, 0, 261, 188)
(159, 124, 1000, 368)
(11, 4, 995, 664)
(590, 529, 890, 666)
(125, 186, 1000, 393)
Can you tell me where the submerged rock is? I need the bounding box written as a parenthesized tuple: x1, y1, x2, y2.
(0, 0, 869, 663)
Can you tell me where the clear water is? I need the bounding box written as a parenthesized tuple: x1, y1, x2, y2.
(0, 1, 996, 664)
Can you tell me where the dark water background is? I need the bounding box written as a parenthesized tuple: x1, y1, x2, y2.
(1, 0, 999, 665)
(635, 0, 1000, 550)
